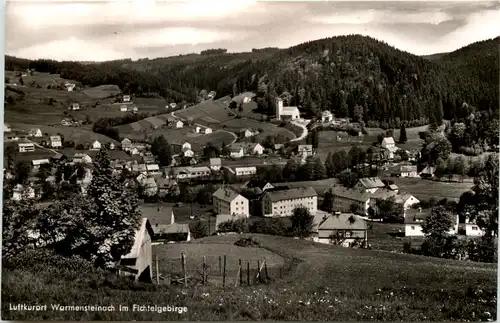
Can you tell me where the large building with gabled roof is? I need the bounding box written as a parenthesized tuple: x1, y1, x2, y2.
(261, 187, 317, 217)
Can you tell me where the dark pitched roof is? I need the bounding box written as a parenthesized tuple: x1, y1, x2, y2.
(318, 213, 368, 231)
(244, 179, 273, 190)
(357, 177, 385, 189)
(264, 187, 317, 202)
(328, 186, 371, 203)
(213, 188, 243, 202)
(404, 208, 430, 224)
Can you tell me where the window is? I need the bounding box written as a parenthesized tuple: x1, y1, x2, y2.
(236, 208, 239, 211)
(411, 226, 415, 230)
(472, 226, 478, 231)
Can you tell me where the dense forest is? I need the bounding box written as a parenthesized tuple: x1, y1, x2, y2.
(5, 35, 499, 128)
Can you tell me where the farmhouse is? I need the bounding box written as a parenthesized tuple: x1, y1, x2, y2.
(31, 158, 50, 170)
(169, 103, 177, 108)
(381, 137, 398, 159)
(50, 135, 62, 148)
(354, 177, 386, 193)
(61, 118, 73, 126)
(174, 120, 184, 128)
(73, 153, 93, 164)
(262, 187, 317, 217)
(146, 164, 161, 175)
(230, 142, 264, 157)
(420, 165, 436, 178)
(208, 91, 216, 99)
(142, 206, 191, 242)
(69, 102, 80, 111)
(18, 142, 35, 153)
(312, 212, 368, 247)
(321, 110, 333, 123)
(275, 97, 300, 120)
(391, 164, 419, 178)
(240, 128, 258, 138)
(142, 177, 158, 196)
(234, 166, 257, 177)
(90, 140, 102, 150)
(327, 186, 371, 215)
(183, 148, 195, 158)
(195, 126, 201, 133)
(12, 184, 36, 201)
(394, 193, 420, 212)
(120, 105, 128, 112)
(297, 144, 313, 158)
(213, 188, 250, 217)
(243, 179, 274, 192)
(65, 83, 76, 91)
(29, 128, 43, 137)
(4, 123, 11, 132)
(123, 95, 131, 103)
(121, 138, 133, 151)
(118, 217, 154, 282)
(201, 127, 212, 134)
(404, 208, 459, 237)
(209, 158, 222, 171)
(229, 145, 245, 158)
(155, 177, 180, 197)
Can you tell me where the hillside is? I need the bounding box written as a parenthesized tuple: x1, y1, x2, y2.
(5, 35, 499, 129)
(2, 234, 496, 320)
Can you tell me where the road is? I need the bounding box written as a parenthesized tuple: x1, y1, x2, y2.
(289, 120, 309, 142)
(29, 139, 60, 155)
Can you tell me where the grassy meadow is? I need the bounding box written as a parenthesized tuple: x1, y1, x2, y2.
(2, 234, 496, 321)
(382, 177, 473, 201)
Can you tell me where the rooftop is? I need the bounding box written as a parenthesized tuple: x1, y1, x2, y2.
(264, 187, 317, 202)
(213, 188, 244, 203)
(317, 213, 368, 231)
(357, 177, 385, 189)
(328, 186, 371, 203)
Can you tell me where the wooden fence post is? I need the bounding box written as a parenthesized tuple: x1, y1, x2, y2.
(219, 255, 222, 276)
(203, 256, 207, 285)
(222, 255, 227, 287)
(264, 260, 269, 282)
(256, 260, 265, 283)
(181, 253, 187, 287)
(156, 255, 160, 285)
(257, 260, 260, 283)
(247, 261, 250, 286)
(239, 259, 243, 286)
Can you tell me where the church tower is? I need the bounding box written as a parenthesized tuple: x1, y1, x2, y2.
(275, 97, 283, 119)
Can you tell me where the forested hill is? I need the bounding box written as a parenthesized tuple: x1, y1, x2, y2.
(5, 35, 499, 128)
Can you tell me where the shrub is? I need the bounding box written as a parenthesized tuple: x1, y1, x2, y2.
(234, 236, 260, 248)
(217, 218, 249, 234)
(249, 218, 289, 236)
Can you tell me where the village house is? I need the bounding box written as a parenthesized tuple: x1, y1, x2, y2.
(90, 140, 102, 150)
(12, 184, 36, 201)
(240, 128, 258, 138)
(213, 188, 250, 217)
(404, 208, 459, 237)
(142, 155, 156, 164)
(123, 95, 131, 103)
(169, 103, 177, 109)
(18, 142, 35, 153)
(234, 166, 257, 177)
(420, 165, 436, 178)
(229, 145, 245, 158)
(326, 186, 371, 215)
(73, 153, 93, 164)
(31, 159, 51, 171)
(118, 217, 154, 282)
(140, 206, 191, 242)
(297, 144, 314, 158)
(311, 212, 368, 247)
(142, 177, 159, 196)
(243, 179, 275, 192)
(146, 164, 161, 175)
(109, 142, 116, 150)
(155, 177, 180, 198)
(61, 118, 73, 127)
(208, 91, 216, 99)
(393, 193, 420, 212)
(262, 187, 317, 217)
(50, 135, 62, 148)
(29, 128, 43, 137)
(275, 97, 300, 120)
(209, 158, 222, 171)
(120, 105, 128, 112)
(174, 120, 184, 128)
(132, 164, 148, 173)
(183, 147, 195, 158)
(4, 123, 11, 133)
(69, 102, 80, 111)
(121, 138, 133, 151)
(381, 137, 398, 159)
(354, 177, 386, 193)
(65, 83, 76, 91)
(391, 164, 419, 178)
(195, 126, 201, 133)
(201, 127, 212, 134)
(321, 110, 333, 123)
(274, 144, 284, 151)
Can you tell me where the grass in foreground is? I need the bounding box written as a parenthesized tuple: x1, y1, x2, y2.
(2, 235, 496, 321)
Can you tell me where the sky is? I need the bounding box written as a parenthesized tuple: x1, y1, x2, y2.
(5, 0, 500, 62)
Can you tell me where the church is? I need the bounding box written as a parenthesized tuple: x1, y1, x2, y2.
(275, 97, 300, 120)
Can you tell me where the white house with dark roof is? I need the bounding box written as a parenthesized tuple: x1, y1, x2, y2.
(201, 127, 212, 134)
(297, 144, 313, 158)
(123, 95, 131, 103)
(212, 188, 249, 217)
(394, 193, 420, 212)
(4, 123, 11, 133)
(312, 212, 368, 247)
(50, 135, 62, 148)
(229, 145, 245, 158)
(354, 177, 386, 194)
(464, 219, 485, 236)
(420, 165, 436, 178)
(381, 137, 398, 159)
(210, 158, 222, 171)
(69, 102, 80, 111)
(18, 142, 35, 153)
(404, 208, 459, 237)
(183, 148, 195, 158)
(29, 128, 43, 137)
(90, 140, 102, 150)
(120, 105, 128, 112)
(262, 187, 317, 217)
(321, 110, 333, 123)
(234, 166, 257, 177)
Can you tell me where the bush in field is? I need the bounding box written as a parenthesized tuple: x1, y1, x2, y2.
(217, 219, 249, 234)
(249, 218, 289, 236)
(189, 221, 208, 239)
(234, 236, 260, 248)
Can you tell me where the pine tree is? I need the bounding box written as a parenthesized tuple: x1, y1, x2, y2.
(312, 157, 327, 180)
(399, 123, 408, 143)
(76, 148, 142, 268)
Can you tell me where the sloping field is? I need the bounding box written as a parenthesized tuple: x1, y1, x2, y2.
(221, 118, 295, 142)
(2, 234, 496, 320)
(83, 85, 121, 99)
(145, 116, 166, 128)
(10, 123, 119, 145)
(381, 177, 473, 201)
(5, 71, 72, 88)
(174, 97, 234, 125)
